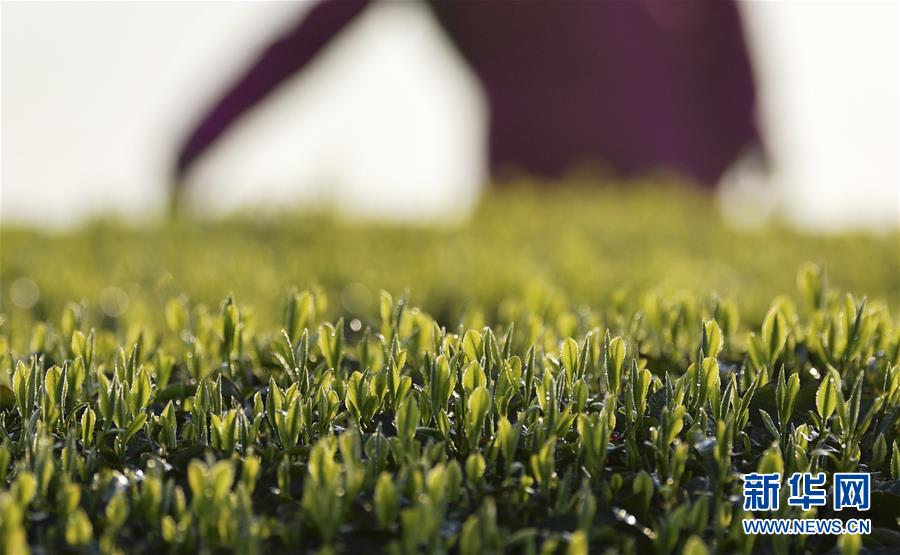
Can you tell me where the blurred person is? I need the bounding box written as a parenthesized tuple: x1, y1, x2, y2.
(173, 0, 760, 210)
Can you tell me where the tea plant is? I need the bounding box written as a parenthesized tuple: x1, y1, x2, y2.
(2, 184, 897, 338)
(0, 264, 898, 554)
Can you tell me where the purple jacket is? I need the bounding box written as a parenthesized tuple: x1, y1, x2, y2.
(175, 0, 759, 188)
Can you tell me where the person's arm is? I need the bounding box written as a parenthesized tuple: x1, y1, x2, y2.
(174, 0, 372, 180)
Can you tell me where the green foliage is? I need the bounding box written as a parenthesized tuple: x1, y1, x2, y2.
(0, 272, 892, 553)
(1, 187, 899, 555)
(3, 186, 897, 336)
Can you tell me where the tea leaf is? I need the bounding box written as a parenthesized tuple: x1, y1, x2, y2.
(816, 375, 838, 421)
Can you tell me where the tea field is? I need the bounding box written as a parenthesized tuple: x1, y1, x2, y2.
(1, 184, 898, 554)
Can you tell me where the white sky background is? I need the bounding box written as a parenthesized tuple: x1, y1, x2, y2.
(1, 1, 897, 230)
(735, 0, 899, 231)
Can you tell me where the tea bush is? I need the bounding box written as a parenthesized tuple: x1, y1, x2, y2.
(1, 185, 898, 554)
(0, 265, 898, 554)
(2, 184, 897, 335)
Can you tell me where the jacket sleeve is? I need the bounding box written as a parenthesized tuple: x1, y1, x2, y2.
(174, 0, 373, 178)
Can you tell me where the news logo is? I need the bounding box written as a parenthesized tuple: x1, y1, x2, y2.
(742, 472, 870, 512)
(741, 472, 872, 535)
